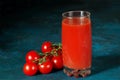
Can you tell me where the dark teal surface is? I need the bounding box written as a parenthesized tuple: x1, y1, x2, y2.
(0, 0, 120, 80)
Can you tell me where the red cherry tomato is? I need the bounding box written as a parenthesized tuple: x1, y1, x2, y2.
(38, 60, 53, 74)
(52, 56, 63, 69)
(41, 41, 52, 53)
(57, 49, 62, 56)
(23, 62, 38, 76)
(26, 50, 40, 63)
(46, 55, 53, 61)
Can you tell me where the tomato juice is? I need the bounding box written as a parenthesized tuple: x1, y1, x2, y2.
(62, 17, 92, 70)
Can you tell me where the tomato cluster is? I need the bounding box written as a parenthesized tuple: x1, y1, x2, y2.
(23, 41, 63, 76)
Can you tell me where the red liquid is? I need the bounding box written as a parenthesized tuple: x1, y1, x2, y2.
(62, 17, 92, 69)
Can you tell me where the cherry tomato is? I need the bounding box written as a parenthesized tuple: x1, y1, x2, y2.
(57, 49, 62, 56)
(52, 55, 63, 69)
(25, 50, 40, 63)
(45, 56, 52, 61)
(23, 62, 38, 76)
(41, 41, 52, 53)
(38, 60, 53, 74)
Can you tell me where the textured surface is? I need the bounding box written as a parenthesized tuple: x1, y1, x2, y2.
(0, 0, 120, 80)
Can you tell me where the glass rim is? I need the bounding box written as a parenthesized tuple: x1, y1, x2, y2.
(62, 10, 91, 19)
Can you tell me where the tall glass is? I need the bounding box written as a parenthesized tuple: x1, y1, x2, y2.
(62, 11, 92, 77)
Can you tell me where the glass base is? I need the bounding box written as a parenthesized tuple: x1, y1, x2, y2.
(63, 66, 91, 78)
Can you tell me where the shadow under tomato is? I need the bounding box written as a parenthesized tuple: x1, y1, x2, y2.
(35, 68, 63, 75)
(51, 68, 63, 73)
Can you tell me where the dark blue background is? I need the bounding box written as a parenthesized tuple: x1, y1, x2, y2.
(0, 0, 120, 80)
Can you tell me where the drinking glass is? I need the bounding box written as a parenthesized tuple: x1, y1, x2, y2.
(62, 11, 92, 77)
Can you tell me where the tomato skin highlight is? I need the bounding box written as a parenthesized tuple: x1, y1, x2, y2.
(23, 63, 38, 76)
(52, 56, 63, 69)
(41, 41, 52, 53)
(25, 50, 40, 63)
(38, 60, 53, 74)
